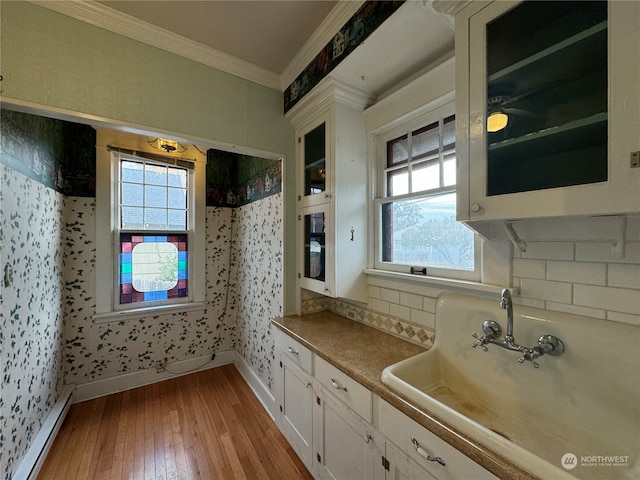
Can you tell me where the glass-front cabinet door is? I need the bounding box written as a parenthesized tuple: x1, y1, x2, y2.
(299, 205, 333, 296)
(303, 210, 325, 283)
(298, 114, 330, 209)
(457, 0, 640, 224)
(304, 122, 326, 198)
(485, 1, 607, 196)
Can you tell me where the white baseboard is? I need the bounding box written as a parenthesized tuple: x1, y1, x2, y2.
(73, 350, 236, 403)
(232, 353, 277, 419)
(12, 385, 73, 480)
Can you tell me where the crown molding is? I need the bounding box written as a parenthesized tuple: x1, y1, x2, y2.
(280, 0, 365, 91)
(431, 0, 472, 17)
(284, 77, 374, 126)
(30, 0, 282, 90)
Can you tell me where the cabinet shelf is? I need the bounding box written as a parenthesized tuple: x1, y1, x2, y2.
(489, 21, 607, 83)
(489, 112, 607, 151)
(304, 158, 326, 170)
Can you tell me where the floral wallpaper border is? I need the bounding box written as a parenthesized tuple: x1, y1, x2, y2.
(2, 109, 281, 209)
(283, 0, 404, 113)
(206, 162, 282, 208)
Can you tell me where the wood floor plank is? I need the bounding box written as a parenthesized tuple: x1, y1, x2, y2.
(120, 389, 138, 480)
(37, 365, 313, 480)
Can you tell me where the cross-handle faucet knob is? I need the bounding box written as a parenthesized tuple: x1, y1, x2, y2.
(518, 346, 543, 368)
(472, 321, 502, 351)
(471, 333, 488, 351)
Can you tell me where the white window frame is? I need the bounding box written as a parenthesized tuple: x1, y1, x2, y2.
(373, 102, 481, 282)
(113, 153, 194, 310)
(94, 128, 206, 322)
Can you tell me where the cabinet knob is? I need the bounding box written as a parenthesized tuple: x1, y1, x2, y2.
(471, 203, 482, 213)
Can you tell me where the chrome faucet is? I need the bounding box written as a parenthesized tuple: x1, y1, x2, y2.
(500, 288, 514, 341)
(472, 289, 565, 368)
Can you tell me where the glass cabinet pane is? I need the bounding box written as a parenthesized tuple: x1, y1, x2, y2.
(486, 1, 608, 196)
(304, 123, 326, 198)
(304, 212, 325, 281)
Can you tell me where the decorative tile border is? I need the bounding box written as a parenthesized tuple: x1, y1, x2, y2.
(301, 297, 435, 349)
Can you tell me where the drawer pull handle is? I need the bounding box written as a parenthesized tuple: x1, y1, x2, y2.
(330, 377, 348, 392)
(306, 382, 312, 388)
(288, 347, 299, 356)
(411, 437, 446, 466)
(363, 434, 372, 443)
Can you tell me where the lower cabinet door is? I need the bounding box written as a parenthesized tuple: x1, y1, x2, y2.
(315, 387, 383, 480)
(384, 442, 438, 480)
(280, 354, 314, 471)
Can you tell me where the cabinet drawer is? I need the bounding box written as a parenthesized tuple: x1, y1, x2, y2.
(379, 399, 497, 480)
(276, 330, 313, 373)
(315, 356, 372, 423)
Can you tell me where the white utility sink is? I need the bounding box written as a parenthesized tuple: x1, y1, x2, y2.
(382, 293, 639, 480)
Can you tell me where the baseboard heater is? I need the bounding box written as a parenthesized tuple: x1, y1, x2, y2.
(12, 385, 74, 480)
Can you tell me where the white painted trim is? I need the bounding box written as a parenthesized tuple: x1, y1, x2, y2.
(364, 268, 517, 298)
(280, 0, 365, 91)
(29, 0, 280, 90)
(232, 352, 277, 420)
(284, 77, 374, 126)
(92, 302, 206, 323)
(364, 55, 456, 134)
(73, 351, 236, 402)
(29, 0, 365, 93)
(12, 386, 74, 480)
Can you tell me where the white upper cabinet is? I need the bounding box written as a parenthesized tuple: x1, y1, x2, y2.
(287, 79, 370, 303)
(456, 0, 640, 230)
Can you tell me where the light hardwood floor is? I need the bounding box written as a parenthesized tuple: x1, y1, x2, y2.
(37, 364, 313, 480)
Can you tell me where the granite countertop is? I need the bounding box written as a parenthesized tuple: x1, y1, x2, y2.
(273, 311, 538, 480)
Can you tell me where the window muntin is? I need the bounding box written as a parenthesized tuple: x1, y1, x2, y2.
(120, 159, 189, 230)
(116, 154, 194, 309)
(377, 113, 477, 278)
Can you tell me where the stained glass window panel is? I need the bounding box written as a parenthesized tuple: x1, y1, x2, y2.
(119, 233, 188, 305)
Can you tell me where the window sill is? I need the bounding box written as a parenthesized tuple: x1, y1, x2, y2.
(363, 269, 518, 297)
(92, 302, 206, 323)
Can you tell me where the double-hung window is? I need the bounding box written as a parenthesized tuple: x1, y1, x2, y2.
(117, 155, 191, 307)
(375, 107, 478, 280)
(94, 128, 206, 320)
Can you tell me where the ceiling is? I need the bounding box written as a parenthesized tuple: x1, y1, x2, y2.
(36, 1, 457, 101)
(97, 1, 339, 75)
